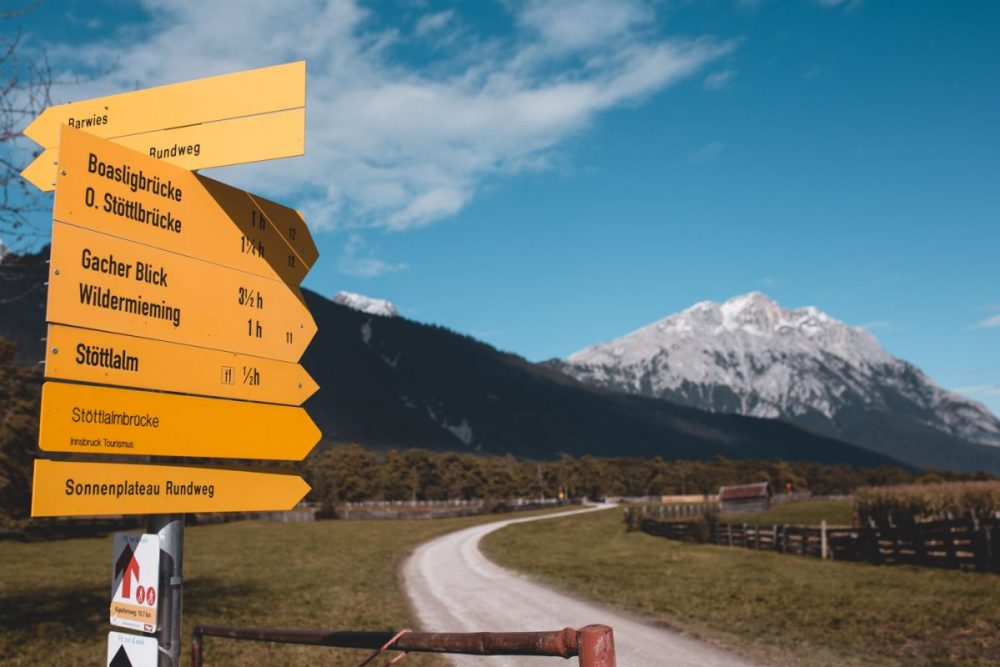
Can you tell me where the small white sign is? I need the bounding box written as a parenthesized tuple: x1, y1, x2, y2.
(107, 631, 158, 667)
(110, 533, 160, 632)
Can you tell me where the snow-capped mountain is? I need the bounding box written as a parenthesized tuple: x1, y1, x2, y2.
(551, 292, 1000, 469)
(332, 291, 398, 317)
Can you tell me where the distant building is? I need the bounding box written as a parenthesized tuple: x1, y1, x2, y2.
(659, 494, 718, 504)
(718, 482, 772, 513)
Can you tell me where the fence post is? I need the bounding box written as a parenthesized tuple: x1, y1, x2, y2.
(577, 625, 616, 667)
(821, 520, 828, 560)
(989, 521, 999, 574)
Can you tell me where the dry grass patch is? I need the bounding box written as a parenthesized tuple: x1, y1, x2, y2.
(0, 506, 571, 666)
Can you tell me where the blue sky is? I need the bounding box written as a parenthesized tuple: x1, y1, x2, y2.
(10, 0, 1000, 415)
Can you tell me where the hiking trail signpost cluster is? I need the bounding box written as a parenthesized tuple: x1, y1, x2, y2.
(23, 62, 319, 667)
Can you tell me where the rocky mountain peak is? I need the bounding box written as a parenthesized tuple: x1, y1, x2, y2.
(560, 292, 1000, 456)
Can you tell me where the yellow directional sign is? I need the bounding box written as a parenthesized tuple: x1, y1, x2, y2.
(197, 173, 317, 276)
(47, 221, 316, 362)
(31, 459, 311, 517)
(23, 61, 305, 149)
(39, 381, 320, 460)
(245, 190, 320, 268)
(23, 109, 305, 194)
(44, 324, 318, 405)
(45, 126, 312, 287)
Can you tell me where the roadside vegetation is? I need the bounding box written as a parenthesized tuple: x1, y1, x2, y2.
(0, 506, 571, 666)
(855, 481, 1000, 525)
(482, 509, 1000, 667)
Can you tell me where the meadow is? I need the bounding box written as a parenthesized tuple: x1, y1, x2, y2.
(0, 507, 568, 667)
(718, 497, 854, 525)
(482, 508, 1000, 667)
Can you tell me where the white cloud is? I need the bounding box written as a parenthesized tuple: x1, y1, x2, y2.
(814, 0, 863, 10)
(973, 305, 1000, 329)
(704, 69, 736, 90)
(688, 141, 726, 163)
(518, 0, 652, 54)
(414, 10, 454, 38)
(40, 0, 733, 237)
(337, 233, 407, 278)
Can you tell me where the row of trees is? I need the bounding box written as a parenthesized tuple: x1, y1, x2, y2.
(304, 444, 993, 508)
(0, 335, 993, 524)
(0, 337, 40, 525)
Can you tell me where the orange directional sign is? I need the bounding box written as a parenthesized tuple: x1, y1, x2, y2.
(48, 126, 315, 287)
(38, 382, 320, 460)
(47, 221, 316, 362)
(23, 61, 304, 149)
(31, 459, 311, 517)
(23, 109, 305, 194)
(45, 324, 318, 405)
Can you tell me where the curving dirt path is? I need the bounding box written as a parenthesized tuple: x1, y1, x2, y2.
(403, 505, 762, 667)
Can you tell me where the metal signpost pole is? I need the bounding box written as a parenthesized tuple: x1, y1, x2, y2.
(149, 514, 185, 667)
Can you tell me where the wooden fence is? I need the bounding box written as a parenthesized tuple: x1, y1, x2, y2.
(638, 516, 1000, 574)
(641, 502, 718, 520)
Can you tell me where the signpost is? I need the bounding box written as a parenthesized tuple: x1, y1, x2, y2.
(50, 125, 317, 287)
(31, 459, 311, 516)
(44, 324, 318, 404)
(21, 61, 305, 192)
(22, 109, 306, 192)
(25, 62, 319, 667)
(39, 381, 320, 459)
(47, 220, 316, 362)
(107, 631, 159, 667)
(111, 534, 160, 632)
(24, 61, 304, 147)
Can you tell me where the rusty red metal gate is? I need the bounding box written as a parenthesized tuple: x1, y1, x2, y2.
(191, 624, 616, 666)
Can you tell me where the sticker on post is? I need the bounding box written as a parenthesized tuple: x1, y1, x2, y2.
(110, 533, 160, 632)
(107, 631, 158, 667)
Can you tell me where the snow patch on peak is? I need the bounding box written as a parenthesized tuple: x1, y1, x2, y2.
(333, 291, 399, 317)
(570, 292, 891, 368)
(426, 405, 477, 447)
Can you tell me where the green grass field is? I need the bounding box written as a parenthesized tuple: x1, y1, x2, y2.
(719, 498, 855, 525)
(0, 507, 569, 667)
(482, 508, 1000, 667)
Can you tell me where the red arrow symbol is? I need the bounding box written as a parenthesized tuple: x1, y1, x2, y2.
(115, 543, 140, 599)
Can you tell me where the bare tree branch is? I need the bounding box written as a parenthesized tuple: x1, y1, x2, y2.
(0, 4, 122, 256)
(0, 6, 53, 252)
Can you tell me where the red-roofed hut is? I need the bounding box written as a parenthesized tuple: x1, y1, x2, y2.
(718, 482, 772, 513)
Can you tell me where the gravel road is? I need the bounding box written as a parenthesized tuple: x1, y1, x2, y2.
(403, 505, 762, 667)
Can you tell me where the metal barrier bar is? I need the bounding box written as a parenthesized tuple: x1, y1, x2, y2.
(192, 624, 616, 666)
